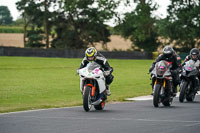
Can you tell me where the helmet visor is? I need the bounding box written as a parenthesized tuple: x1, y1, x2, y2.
(192, 55, 197, 60)
(88, 56, 95, 61)
(164, 53, 172, 58)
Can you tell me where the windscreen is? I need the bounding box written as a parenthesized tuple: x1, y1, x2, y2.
(87, 62, 100, 72)
(156, 61, 169, 75)
(184, 60, 196, 70)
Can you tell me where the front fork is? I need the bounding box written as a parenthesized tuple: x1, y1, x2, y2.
(81, 80, 97, 96)
(153, 78, 173, 95)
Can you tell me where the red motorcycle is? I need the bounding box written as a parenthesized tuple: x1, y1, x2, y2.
(151, 60, 174, 107)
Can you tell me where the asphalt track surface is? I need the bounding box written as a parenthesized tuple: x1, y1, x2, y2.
(0, 96, 200, 133)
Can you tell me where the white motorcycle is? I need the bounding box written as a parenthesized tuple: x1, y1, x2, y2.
(78, 62, 108, 112)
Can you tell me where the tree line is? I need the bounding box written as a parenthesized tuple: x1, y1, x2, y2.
(0, 0, 199, 52)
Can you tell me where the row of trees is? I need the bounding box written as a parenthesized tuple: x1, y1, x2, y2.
(1, 0, 199, 52)
(0, 6, 13, 25)
(115, 0, 159, 51)
(16, 0, 119, 49)
(115, 0, 200, 52)
(159, 0, 200, 51)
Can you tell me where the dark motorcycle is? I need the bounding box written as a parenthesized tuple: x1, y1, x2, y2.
(179, 60, 200, 102)
(151, 60, 174, 107)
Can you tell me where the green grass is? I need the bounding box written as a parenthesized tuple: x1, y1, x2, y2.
(0, 26, 24, 33)
(0, 56, 153, 113)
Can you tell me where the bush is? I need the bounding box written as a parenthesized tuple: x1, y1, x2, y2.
(152, 52, 158, 60)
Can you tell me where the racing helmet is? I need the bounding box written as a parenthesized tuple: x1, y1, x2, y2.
(163, 45, 174, 58)
(190, 48, 199, 61)
(85, 47, 97, 61)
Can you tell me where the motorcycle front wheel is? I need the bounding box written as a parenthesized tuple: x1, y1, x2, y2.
(83, 86, 92, 112)
(153, 84, 161, 107)
(179, 80, 188, 103)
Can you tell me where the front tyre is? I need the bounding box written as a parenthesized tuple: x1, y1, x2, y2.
(83, 86, 92, 112)
(153, 84, 161, 107)
(179, 80, 187, 103)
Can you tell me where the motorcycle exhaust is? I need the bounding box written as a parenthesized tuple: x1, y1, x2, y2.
(91, 99, 102, 105)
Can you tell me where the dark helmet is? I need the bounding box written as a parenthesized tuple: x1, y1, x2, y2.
(85, 47, 97, 61)
(190, 48, 199, 61)
(163, 45, 174, 58)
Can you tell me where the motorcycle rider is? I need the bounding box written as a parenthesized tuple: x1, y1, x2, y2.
(149, 45, 182, 96)
(182, 48, 200, 66)
(78, 47, 114, 96)
(182, 48, 200, 91)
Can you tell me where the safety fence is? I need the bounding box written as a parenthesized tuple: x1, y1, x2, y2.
(0, 46, 152, 59)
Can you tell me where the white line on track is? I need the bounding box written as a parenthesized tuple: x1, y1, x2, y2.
(1, 114, 200, 125)
(184, 123, 200, 127)
(0, 106, 81, 116)
(137, 119, 200, 123)
(125, 95, 153, 101)
(0, 115, 134, 121)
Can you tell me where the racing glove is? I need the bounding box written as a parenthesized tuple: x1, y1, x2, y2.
(76, 69, 80, 75)
(104, 67, 113, 76)
(149, 64, 155, 73)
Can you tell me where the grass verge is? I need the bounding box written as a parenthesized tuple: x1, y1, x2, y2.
(0, 56, 152, 113)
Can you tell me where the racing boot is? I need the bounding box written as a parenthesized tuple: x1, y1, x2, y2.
(172, 85, 177, 97)
(195, 87, 200, 93)
(197, 77, 200, 91)
(106, 85, 111, 96)
(198, 86, 200, 91)
(150, 79, 155, 95)
(194, 77, 200, 91)
(195, 85, 200, 92)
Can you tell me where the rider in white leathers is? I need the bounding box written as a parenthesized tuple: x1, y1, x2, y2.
(78, 47, 114, 95)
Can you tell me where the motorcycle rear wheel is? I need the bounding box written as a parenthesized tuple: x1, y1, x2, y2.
(83, 86, 92, 112)
(153, 84, 161, 107)
(186, 92, 196, 102)
(162, 99, 172, 106)
(94, 101, 105, 110)
(179, 80, 188, 103)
